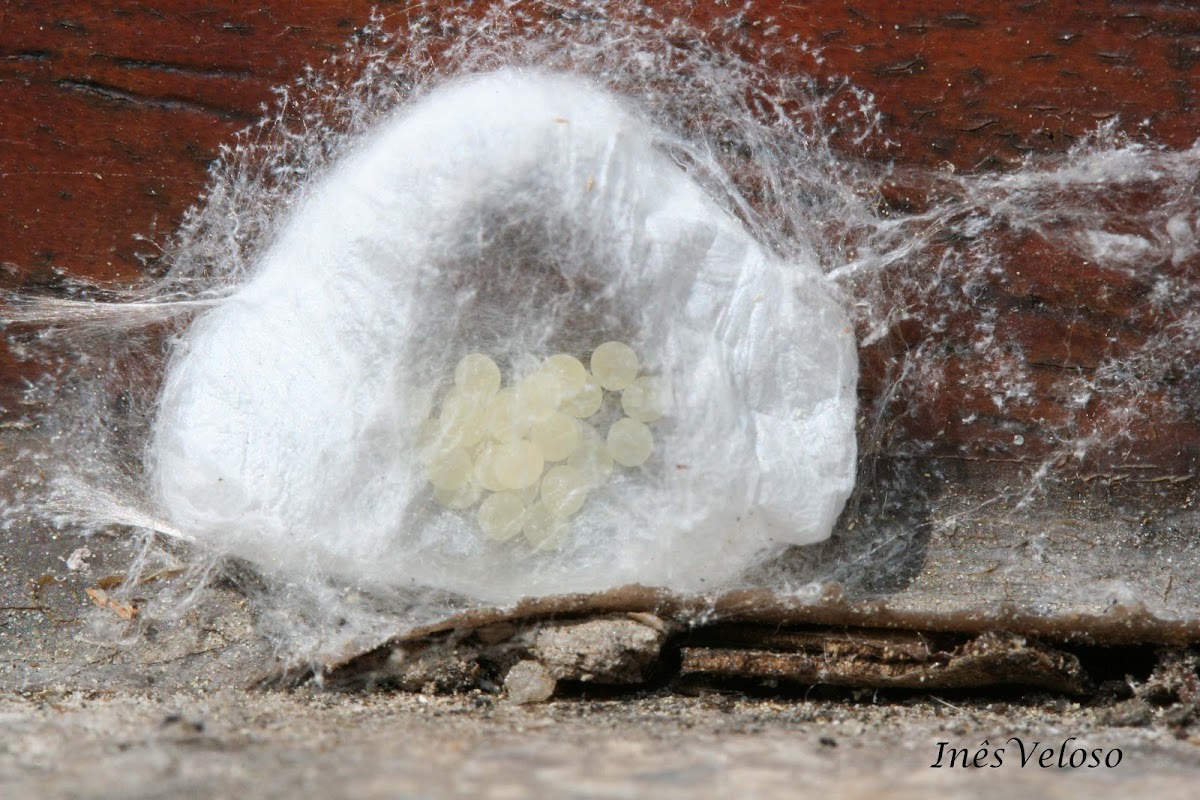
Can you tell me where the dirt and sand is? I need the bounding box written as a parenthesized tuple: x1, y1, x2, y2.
(3, 684, 1199, 799)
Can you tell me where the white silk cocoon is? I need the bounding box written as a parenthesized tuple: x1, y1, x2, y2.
(151, 69, 857, 602)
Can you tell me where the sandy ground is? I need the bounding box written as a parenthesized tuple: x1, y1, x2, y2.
(1, 686, 1198, 799)
(4, 432, 1200, 797)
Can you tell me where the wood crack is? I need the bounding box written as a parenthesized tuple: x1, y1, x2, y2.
(94, 55, 254, 81)
(55, 78, 255, 121)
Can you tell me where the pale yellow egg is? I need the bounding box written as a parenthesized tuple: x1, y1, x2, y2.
(590, 341, 639, 390)
(477, 492, 526, 541)
(607, 418, 654, 467)
(530, 412, 582, 462)
(453, 353, 501, 397)
(541, 465, 589, 517)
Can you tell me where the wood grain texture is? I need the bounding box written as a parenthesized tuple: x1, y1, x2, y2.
(1, 1, 1198, 467)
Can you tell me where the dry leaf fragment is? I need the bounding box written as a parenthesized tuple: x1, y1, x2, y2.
(85, 587, 139, 620)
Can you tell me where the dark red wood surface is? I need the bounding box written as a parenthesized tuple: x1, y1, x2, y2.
(2, 1, 1198, 469)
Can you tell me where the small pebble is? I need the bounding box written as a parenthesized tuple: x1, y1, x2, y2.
(505, 660, 556, 705)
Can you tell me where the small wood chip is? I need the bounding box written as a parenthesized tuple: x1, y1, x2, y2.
(85, 587, 139, 620)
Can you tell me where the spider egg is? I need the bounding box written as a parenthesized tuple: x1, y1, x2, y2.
(454, 353, 502, 397)
(516, 371, 566, 420)
(590, 341, 639, 390)
(473, 444, 509, 493)
(560, 379, 604, 418)
(426, 447, 473, 490)
(486, 388, 528, 443)
(567, 426, 614, 487)
(477, 492, 527, 542)
(529, 412, 582, 462)
(542, 354, 588, 388)
(492, 440, 546, 490)
(540, 465, 589, 517)
(607, 418, 653, 467)
(438, 391, 488, 448)
(522, 502, 568, 549)
(621, 376, 666, 423)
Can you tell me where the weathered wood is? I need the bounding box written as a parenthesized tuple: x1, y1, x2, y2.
(678, 630, 1090, 695)
(4, 1, 1194, 283)
(2, 1, 1197, 467)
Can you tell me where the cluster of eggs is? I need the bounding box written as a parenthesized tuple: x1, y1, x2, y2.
(420, 342, 665, 549)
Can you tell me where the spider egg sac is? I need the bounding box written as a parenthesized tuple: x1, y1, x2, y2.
(150, 69, 858, 602)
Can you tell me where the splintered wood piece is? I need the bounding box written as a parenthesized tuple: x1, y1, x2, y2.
(679, 630, 1089, 695)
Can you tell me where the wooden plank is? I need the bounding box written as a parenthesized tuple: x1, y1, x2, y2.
(3, 1, 1197, 466)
